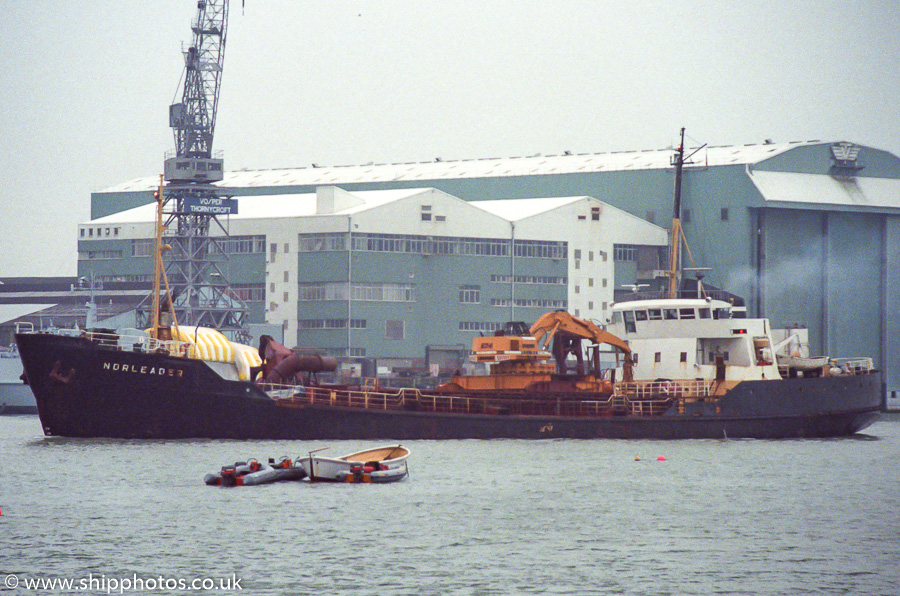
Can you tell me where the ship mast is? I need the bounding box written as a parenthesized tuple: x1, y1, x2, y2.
(150, 175, 180, 341)
(665, 128, 705, 299)
(666, 128, 686, 299)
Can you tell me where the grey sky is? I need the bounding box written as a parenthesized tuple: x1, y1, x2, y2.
(2, 0, 898, 277)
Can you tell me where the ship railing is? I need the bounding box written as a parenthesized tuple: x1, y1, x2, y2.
(277, 383, 622, 417)
(14, 322, 35, 334)
(291, 385, 408, 410)
(614, 379, 712, 400)
(832, 357, 874, 376)
(13, 323, 193, 356)
(69, 329, 193, 357)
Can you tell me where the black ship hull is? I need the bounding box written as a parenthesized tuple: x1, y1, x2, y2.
(16, 332, 882, 440)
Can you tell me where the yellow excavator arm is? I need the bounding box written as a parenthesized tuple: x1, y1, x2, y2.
(529, 311, 631, 354)
(529, 311, 633, 382)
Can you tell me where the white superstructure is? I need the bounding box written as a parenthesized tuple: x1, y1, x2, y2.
(608, 297, 781, 383)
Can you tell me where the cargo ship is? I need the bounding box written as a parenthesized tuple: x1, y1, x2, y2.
(14, 302, 882, 439)
(15, 131, 882, 439)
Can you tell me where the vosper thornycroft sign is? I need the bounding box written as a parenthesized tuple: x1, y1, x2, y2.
(182, 196, 238, 215)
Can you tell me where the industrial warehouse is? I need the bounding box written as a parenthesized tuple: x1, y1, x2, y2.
(79, 186, 668, 364)
(76, 138, 900, 398)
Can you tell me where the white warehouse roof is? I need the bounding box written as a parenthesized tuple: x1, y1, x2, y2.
(749, 171, 900, 211)
(89, 187, 436, 224)
(99, 140, 819, 194)
(470, 197, 589, 220)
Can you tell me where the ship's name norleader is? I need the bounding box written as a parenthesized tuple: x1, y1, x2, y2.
(102, 361, 184, 377)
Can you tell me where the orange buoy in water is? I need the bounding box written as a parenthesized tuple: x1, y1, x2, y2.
(656, 455, 666, 461)
(634, 456, 641, 461)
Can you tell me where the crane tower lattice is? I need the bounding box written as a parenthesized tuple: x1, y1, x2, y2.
(141, 0, 246, 334)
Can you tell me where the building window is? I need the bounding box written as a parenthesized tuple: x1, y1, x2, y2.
(298, 319, 366, 330)
(270, 283, 275, 293)
(219, 235, 266, 254)
(298, 282, 415, 302)
(578, 215, 586, 220)
(680, 352, 688, 363)
(283, 292, 289, 302)
(421, 205, 432, 221)
(589, 251, 594, 261)
(227, 284, 265, 302)
(459, 285, 480, 304)
(591, 207, 600, 221)
(298, 232, 565, 260)
(459, 321, 503, 332)
(80, 229, 85, 237)
(490, 298, 567, 309)
(490, 275, 567, 285)
(270, 243, 277, 255)
(131, 240, 154, 257)
(588, 301, 593, 309)
(79, 250, 123, 260)
(284, 243, 289, 253)
(386, 320, 405, 340)
(588, 278, 594, 287)
(655, 352, 661, 363)
(614, 244, 638, 262)
(283, 271, 289, 283)
(574, 249, 582, 259)
(720, 208, 729, 221)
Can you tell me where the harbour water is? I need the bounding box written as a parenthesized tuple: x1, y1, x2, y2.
(2, 414, 899, 595)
